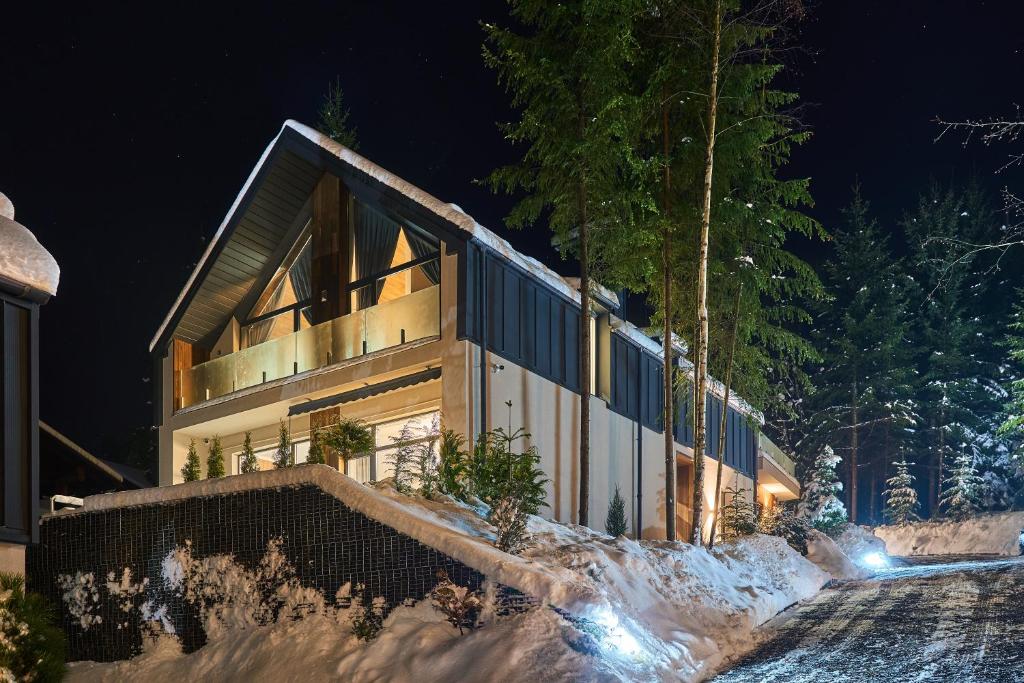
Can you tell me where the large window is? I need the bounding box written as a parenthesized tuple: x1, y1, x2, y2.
(343, 411, 440, 484)
(233, 438, 310, 473)
(242, 231, 313, 349)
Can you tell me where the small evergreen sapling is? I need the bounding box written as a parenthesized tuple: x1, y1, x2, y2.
(346, 584, 385, 641)
(181, 439, 201, 482)
(239, 432, 259, 473)
(273, 421, 292, 469)
(306, 431, 325, 465)
(206, 436, 225, 478)
(318, 78, 359, 150)
(940, 451, 984, 521)
(798, 445, 848, 537)
(719, 486, 757, 541)
(386, 422, 418, 494)
(437, 428, 470, 499)
(489, 495, 529, 554)
(883, 457, 919, 525)
(605, 485, 628, 537)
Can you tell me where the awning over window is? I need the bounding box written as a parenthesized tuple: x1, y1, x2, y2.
(287, 367, 441, 416)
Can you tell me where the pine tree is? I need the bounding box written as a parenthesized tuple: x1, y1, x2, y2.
(883, 457, 919, 525)
(808, 189, 916, 523)
(273, 421, 292, 469)
(239, 431, 259, 474)
(605, 485, 628, 537)
(798, 445, 847, 536)
(719, 485, 757, 541)
(387, 422, 418, 494)
(181, 439, 202, 482)
(206, 436, 225, 478)
(307, 431, 325, 465)
(318, 78, 358, 149)
(484, 0, 645, 528)
(939, 451, 984, 521)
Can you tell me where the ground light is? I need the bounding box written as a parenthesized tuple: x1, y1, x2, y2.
(861, 551, 889, 569)
(594, 608, 643, 659)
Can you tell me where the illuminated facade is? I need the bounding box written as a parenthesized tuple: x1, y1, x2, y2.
(151, 121, 799, 540)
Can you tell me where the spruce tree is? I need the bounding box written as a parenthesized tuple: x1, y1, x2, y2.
(605, 485, 628, 537)
(883, 457, 919, 525)
(807, 189, 916, 522)
(307, 431, 325, 465)
(239, 431, 259, 474)
(181, 439, 202, 482)
(318, 78, 358, 149)
(798, 445, 847, 536)
(719, 486, 756, 541)
(206, 436, 225, 478)
(273, 421, 292, 469)
(939, 451, 984, 521)
(484, 0, 646, 528)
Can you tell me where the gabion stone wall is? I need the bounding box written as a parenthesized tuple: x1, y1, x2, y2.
(27, 484, 503, 663)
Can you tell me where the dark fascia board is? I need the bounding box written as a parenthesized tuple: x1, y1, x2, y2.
(151, 128, 473, 357)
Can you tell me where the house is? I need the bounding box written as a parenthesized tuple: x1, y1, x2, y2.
(39, 420, 152, 506)
(0, 192, 59, 573)
(150, 121, 799, 540)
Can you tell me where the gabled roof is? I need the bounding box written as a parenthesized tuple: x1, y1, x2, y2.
(40, 420, 124, 483)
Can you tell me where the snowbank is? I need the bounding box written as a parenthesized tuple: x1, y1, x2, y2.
(806, 531, 869, 580)
(63, 469, 828, 682)
(835, 524, 887, 561)
(875, 512, 1024, 557)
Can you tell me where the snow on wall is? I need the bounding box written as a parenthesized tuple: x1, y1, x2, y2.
(0, 213, 60, 297)
(58, 465, 599, 616)
(875, 511, 1024, 557)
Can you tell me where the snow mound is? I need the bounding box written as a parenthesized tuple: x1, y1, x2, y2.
(65, 467, 827, 682)
(806, 530, 869, 580)
(0, 214, 59, 296)
(875, 511, 1024, 557)
(0, 192, 13, 220)
(835, 524, 887, 561)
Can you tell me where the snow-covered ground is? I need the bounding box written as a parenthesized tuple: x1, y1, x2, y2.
(65, 475, 830, 682)
(875, 511, 1024, 557)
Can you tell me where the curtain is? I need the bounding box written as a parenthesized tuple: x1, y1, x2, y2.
(355, 203, 401, 309)
(405, 227, 441, 285)
(288, 239, 313, 323)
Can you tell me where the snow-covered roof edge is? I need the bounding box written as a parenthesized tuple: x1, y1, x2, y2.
(0, 215, 59, 299)
(55, 465, 605, 616)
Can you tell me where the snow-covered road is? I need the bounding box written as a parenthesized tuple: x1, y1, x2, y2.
(712, 556, 1024, 682)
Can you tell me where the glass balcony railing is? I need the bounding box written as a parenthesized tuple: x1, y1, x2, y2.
(758, 433, 797, 479)
(178, 284, 440, 409)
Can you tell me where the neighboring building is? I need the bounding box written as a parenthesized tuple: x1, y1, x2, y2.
(0, 192, 59, 572)
(39, 420, 151, 505)
(150, 121, 799, 540)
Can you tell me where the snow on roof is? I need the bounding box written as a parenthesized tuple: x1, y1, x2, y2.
(0, 194, 59, 298)
(64, 465, 603, 616)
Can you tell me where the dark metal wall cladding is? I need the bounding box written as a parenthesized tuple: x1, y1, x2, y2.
(173, 150, 321, 346)
(27, 484, 532, 663)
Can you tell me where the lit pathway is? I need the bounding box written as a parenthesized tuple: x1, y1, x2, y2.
(712, 556, 1024, 683)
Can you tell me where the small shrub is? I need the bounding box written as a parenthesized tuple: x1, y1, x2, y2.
(469, 428, 548, 515)
(719, 486, 757, 540)
(489, 495, 529, 554)
(605, 485, 628, 537)
(273, 421, 292, 469)
(307, 431, 326, 465)
(757, 501, 811, 555)
(413, 424, 441, 497)
(239, 432, 259, 473)
(348, 585, 386, 642)
(437, 428, 470, 499)
(320, 417, 374, 464)
(430, 570, 482, 634)
(181, 439, 201, 482)
(0, 572, 66, 682)
(206, 436, 225, 478)
(386, 422, 419, 494)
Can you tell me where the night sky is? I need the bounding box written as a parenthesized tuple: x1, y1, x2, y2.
(2, 1, 1023, 459)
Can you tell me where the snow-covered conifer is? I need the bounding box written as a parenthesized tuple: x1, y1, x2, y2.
(489, 495, 528, 554)
(719, 486, 757, 541)
(181, 439, 201, 482)
(798, 445, 848, 536)
(883, 457, 919, 525)
(939, 451, 984, 520)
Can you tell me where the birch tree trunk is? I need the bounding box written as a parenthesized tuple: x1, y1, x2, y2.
(691, 0, 722, 546)
(662, 91, 677, 542)
(707, 283, 742, 549)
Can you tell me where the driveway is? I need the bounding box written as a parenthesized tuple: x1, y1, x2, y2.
(712, 556, 1024, 682)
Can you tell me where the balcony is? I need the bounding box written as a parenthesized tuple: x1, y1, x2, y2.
(757, 433, 800, 500)
(177, 284, 440, 409)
